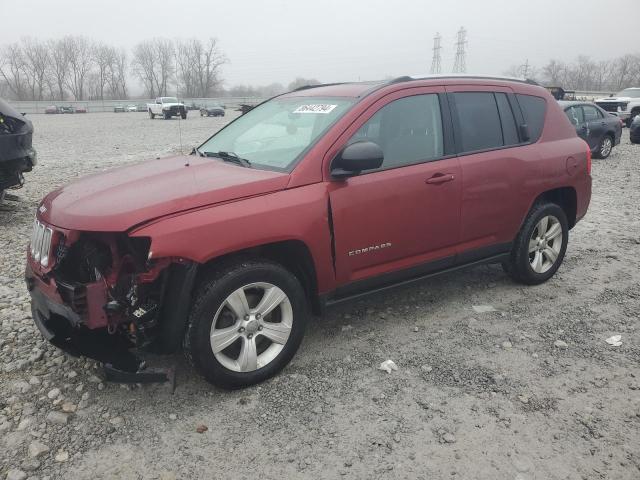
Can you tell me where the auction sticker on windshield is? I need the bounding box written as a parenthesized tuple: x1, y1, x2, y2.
(293, 104, 338, 114)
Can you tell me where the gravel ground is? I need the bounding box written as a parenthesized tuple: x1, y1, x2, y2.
(1, 113, 639, 480)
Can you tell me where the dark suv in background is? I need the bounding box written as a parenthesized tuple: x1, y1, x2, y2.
(1, 98, 36, 201)
(27, 75, 591, 388)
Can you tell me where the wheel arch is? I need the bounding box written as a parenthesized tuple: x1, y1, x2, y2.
(530, 187, 577, 229)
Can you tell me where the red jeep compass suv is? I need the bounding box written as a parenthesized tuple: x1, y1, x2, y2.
(26, 75, 591, 388)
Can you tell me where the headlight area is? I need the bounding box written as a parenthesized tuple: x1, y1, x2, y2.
(27, 230, 187, 380)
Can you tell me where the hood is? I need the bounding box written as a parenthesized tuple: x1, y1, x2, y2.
(39, 155, 290, 232)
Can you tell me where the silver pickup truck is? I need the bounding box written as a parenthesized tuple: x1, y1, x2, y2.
(147, 97, 187, 120)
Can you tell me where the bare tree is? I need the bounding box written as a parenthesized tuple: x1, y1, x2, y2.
(177, 38, 227, 97)
(131, 41, 158, 98)
(542, 60, 566, 85)
(21, 38, 50, 100)
(92, 43, 113, 100)
(65, 36, 93, 100)
(0, 43, 27, 100)
(132, 39, 174, 98)
(47, 38, 71, 100)
(112, 48, 128, 99)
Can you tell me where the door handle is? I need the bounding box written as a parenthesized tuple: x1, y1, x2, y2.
(425, 174, 455, 185)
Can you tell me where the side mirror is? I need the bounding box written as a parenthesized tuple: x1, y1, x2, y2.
(519, 124, 531, 142)
(331, 141, 384, 179)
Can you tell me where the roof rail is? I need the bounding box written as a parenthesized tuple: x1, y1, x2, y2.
(293, 82, 348, 92)
(388, 74, 541, 85)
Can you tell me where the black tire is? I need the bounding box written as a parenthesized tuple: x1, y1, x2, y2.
(503, 202, 568, 285)
(627, 111, 639, 128)
(184, 258, 309, 389)
(181, 111, 187, 120)
(148, 109, 155, 119)
(163, 111, 171, 120)
(593, 134, 614, 159)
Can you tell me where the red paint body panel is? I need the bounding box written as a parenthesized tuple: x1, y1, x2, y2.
(39, 155, 290, 231)
(29, 76, 592, 311)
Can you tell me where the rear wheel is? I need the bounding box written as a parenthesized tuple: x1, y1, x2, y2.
(181, 111, 187, 120)
(184, 259, 308, 389)
(594, 134, 613, 159)
(148, 109, 155, 119)
(503, 202, 568, 285)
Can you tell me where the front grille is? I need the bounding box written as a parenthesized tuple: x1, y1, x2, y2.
(30, 219, 53, 267)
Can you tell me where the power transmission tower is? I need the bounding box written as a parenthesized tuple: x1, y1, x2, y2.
(452, 27, 467, 73)
(520, 59, 530, 78)
(430, 33, 442, 74)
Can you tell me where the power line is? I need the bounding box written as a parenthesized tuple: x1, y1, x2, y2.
(430, 32, 442, 74)
(452, 27, 467, 73)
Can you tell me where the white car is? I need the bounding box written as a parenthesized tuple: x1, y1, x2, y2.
(126, 104, 137, 112)
(147, 97, 187, 120)
(595, 88, 640, 127)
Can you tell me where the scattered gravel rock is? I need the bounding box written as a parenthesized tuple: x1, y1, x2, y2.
(45, 411, 68, 425)
(27, 440, 50, 458)
(5, 469, 27, 480)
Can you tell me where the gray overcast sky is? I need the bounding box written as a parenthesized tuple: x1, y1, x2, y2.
(1, 0, 638, 88)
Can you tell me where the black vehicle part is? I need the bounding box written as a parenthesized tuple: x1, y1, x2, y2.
(0, 98, 36, 191)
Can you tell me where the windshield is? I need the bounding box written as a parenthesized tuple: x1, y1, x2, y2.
(198, 96, 354, 171)
(616, 89, 640, 98)
(162, 97, 179, 103)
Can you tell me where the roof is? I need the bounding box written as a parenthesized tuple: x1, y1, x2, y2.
(557, 100, 594, 108)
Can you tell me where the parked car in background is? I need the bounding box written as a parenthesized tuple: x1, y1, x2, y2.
(59, 106, 75, 114)
(630, 114, 640, 144)
(126, 104, 137, 112)
(75, 106, 87, 114)
(560, 101, 622, 159)
(26, 76, 592, 389)
(200, 104, 225, 117)
(1, 98, 36, 201)
(147, 97, 187, 119)
(44, 105, 59, 114)
(186, 103, 199, 111)
(595, 88, 640, 127)
(114, 105, 125, 113)
(136, 104, 147, 112)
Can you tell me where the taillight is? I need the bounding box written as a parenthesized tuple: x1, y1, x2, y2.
(586, 142, 592, 175)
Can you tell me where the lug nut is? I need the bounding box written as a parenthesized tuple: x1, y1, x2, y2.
(244, 315, 249, 320)
(247, 334, 253, 339)
(239, 327, 245, 333)
(258, 326, 263, 331)
(256, 313, 261, 319)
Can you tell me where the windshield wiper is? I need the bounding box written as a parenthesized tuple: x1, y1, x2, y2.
(201, 150, 251, 167)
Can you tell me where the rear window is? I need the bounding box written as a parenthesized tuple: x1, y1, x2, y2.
(516, 94, 546, 142)
(452, 92, 503, 152)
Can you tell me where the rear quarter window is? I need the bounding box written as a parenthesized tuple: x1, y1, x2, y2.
(516, 94, 546, 142)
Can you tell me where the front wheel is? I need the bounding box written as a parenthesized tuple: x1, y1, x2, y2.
(184, 259, 308, 389)
(148, 110, 155, 119)
(594, 135, 613, 159)
(503, 202, 568, 285)
(181, 111, 187, 120)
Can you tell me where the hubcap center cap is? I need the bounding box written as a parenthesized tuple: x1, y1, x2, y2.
(245, 319, 259, 334)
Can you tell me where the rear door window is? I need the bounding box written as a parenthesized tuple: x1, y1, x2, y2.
(451, 92, 503, 152)
(565, 106, 585, 126)
(515, 94, 546, 142)
(582, 105, 602, 122)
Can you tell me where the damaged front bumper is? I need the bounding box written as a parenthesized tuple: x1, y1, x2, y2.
(24, 223, 187, 384)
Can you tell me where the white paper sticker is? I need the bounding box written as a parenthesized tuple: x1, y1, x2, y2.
(293, 104, 337, 114)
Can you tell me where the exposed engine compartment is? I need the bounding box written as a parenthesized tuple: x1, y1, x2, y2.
(53, 233, 168, 347)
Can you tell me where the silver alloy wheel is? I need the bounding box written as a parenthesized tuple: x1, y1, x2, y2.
(600, 137, 612, 157)
(529, 215, 563, 274)
(209, 282, 293, 373)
